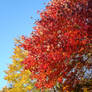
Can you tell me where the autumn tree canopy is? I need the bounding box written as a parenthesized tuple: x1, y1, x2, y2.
(21, 0, 92, 91)
(2, 0, 91, 92)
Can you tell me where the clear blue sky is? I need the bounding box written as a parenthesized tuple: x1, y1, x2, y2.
(0, 0, 50, 90)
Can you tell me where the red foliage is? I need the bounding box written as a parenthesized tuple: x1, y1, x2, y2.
(21, 0, 91, 90)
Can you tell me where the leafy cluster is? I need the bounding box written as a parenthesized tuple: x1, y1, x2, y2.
(2, 0, 92, 92)
(21, 0, 91, 91)
(4, 38, 41, 92)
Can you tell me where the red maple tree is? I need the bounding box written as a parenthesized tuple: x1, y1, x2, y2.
(21, 0, 91, 91)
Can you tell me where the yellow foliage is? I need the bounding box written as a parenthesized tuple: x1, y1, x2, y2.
(4, 38, 40, 92)
(83, 88, 88, 92)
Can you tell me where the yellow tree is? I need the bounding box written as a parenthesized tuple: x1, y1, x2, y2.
(4, 38, 41, 92)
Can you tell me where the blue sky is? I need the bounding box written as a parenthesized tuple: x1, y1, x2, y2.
(0, 0, 50, 90)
